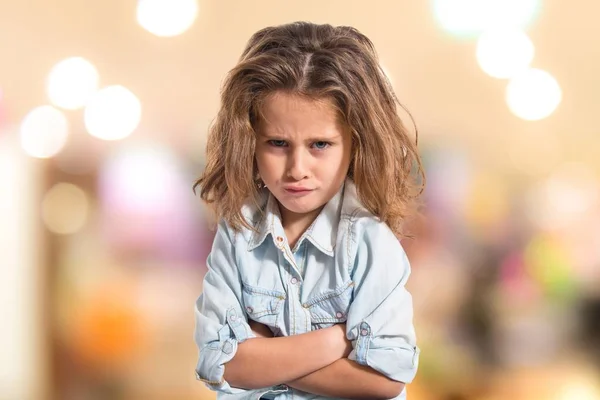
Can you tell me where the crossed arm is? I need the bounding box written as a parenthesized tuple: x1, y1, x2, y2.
(197, 220, 415, 399)
(223, 321, 405, 400)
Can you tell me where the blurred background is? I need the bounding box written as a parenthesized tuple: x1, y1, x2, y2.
(1, 0, 599, 399)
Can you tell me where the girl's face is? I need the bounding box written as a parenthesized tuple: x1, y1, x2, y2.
(255, 92, 352, 227)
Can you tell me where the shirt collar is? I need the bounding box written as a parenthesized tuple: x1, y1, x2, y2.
(247, 191, 284, 252)
(247, 181, 347, 256)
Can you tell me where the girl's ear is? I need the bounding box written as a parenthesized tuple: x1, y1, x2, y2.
(254, 170, 265, 189)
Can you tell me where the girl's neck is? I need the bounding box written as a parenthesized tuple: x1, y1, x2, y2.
(279, 205, 323, 249)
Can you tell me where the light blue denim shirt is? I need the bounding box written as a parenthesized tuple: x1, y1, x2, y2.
(194, 179, 419, 399)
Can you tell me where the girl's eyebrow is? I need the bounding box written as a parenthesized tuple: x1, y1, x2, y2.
(259, 132, 343, 141)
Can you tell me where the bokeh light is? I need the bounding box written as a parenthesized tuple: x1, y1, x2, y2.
(41, 183, 90, 235)
(556, 378, 600, 400)
(97, 142, 208, 262)
(19, 105, 69, 158)
(433, 0, 540, 37)
(69, 282, 146, 368)
(84, 85, 142, 141)
(524, 234, 576, 301)
(506, 68, 562, 120)
(526, 162, 599, 231)
(99, 143, 182, 214)
(46, 57, 99, 110)
(136, 0, 199, 37)
(476, 28, 534, 79)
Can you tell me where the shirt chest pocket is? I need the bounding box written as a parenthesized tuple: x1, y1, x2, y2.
(241, 282, 286, 327)
(304, 280, 354, 324)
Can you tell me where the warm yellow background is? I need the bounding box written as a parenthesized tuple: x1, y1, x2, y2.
(1, 1, 599, 399)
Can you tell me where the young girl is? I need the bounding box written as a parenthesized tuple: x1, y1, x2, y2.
(193, 21, 424, 400)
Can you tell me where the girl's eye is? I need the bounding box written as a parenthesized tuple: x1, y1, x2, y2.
(312, 141, 330, 150)
(268, 140, 287, 147)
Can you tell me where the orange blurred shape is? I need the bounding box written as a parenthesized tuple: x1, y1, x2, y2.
(70, 289, 146, 368)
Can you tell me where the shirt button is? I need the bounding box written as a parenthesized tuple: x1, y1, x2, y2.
(290, 277, 298, 284)
(360, 329, 369, 336)
(276, 236, 284, 242)
(222, 341, 234, 354)
(335, 311, 344, 318)
(246, 306, 253, 313)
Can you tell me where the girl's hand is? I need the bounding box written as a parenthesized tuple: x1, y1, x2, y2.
(249, 320, 275, 338)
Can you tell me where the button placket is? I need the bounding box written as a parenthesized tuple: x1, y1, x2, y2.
(282, 247, 302, 281)
(273, 231, 309, 336)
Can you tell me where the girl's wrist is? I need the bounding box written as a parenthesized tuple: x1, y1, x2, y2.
(325, 324, 351, 359)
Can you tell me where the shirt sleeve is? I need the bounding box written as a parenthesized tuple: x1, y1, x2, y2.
(194, 220, 255, 394)
(345, 218, 420, 384)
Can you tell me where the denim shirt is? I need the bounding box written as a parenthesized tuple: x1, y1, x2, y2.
(194, 179, 420, 399)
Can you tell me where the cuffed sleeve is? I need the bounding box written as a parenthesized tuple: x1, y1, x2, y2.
(194, 220, 255, 394)
(346, 218, 420, 384)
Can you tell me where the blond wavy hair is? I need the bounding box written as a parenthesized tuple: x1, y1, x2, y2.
(194, 21, 425, 237)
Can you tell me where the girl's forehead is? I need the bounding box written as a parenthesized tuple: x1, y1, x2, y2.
(262, 91, 337, 115)
(258, 92, 345, 131)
